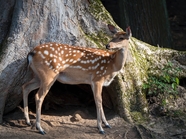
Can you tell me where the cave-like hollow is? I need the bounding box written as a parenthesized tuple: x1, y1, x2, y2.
(23, 81, 117, 118)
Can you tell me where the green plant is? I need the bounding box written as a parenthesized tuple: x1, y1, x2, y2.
(143, 62, 181, 96)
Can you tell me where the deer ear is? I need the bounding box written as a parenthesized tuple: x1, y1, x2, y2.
(108, 24, 117, 34)
(126, 26, 132, 38)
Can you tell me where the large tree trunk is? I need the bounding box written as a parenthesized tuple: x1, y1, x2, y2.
(0, 0, 186, 125)
(117, 0, 172, 48)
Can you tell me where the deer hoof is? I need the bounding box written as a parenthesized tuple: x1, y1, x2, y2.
(99, 130, 105, 134)
(105, 124, 112, 128)
(36, 126, 46, 135)
(39, 130, 46, 135)
(26, 122, 31, 126)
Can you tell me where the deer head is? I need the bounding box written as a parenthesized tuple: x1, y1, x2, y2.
(106, 24, 131, 50)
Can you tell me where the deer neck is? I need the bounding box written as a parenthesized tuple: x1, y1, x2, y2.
(112, 46, 128, 72)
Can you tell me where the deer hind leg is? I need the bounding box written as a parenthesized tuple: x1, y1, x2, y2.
(35, 72, 58, 135)
(91, 82, 111, 134)
(22, 76, 40, 125)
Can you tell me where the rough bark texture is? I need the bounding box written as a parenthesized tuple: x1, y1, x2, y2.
(0, 0, 186, 125)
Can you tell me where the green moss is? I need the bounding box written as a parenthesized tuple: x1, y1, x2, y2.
(85, 31, 110, 49)
(88, 0, 116, 25)
(130, 111, 147, 123)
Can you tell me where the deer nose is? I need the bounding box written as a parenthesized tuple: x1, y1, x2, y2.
(106, 44, 110, 49)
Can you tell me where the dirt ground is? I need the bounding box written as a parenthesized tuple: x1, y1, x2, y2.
(1, 105, 186, 139)
(0, 106, 136, 139)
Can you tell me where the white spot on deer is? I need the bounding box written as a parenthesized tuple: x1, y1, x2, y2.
(101, 60, 106, 63)
(59, 57, 62, 61)
(69, 59, 74, 62)
(61, 50, 64, 54)
(72, 60, 77, 63)
(49, 65, 53, 70)
(92, 63, 100, 70)
(73, 50, 76, 53)
(56, 44, 58, 46)
(65, 54, 69, 57)
(40, 53, 45, 59)
(54, 69, 58, 73)
(103, 70, 107, 75)
(73, 54, 76, 57)
(96, 71, 100, 74)
(81, 53, 84, 56)
(65, 59, 69, 62)
(100, 66, 104, 70)
(80, 61, 84, 64)
(51, 47, 55, 51)
(50, 54, 53, 57)
(50, 44, 53, 46)
(45, 60, 50, 66)
(53, 59, 56, 63)
(44, 50, 49, 55)
(64, 64, 70, 68)
(62, 61, 65, 64)
(49, 60, 52, 63)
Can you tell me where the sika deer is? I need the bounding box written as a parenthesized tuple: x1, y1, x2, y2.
(22, 25, 131, 134)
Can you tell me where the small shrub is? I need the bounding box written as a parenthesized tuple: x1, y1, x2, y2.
(143, 62, 181, 96)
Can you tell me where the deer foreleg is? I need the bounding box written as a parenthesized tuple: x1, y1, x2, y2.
(100, 107, 111, 128)
(91, 81, 110, 134)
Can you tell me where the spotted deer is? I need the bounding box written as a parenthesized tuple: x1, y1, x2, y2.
(22, 25, 132, 135)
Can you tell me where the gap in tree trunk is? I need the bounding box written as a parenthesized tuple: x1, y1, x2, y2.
(179, 78, 186, 88)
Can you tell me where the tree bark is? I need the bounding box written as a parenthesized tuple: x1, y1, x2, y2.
(0, 0, 186, 125)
